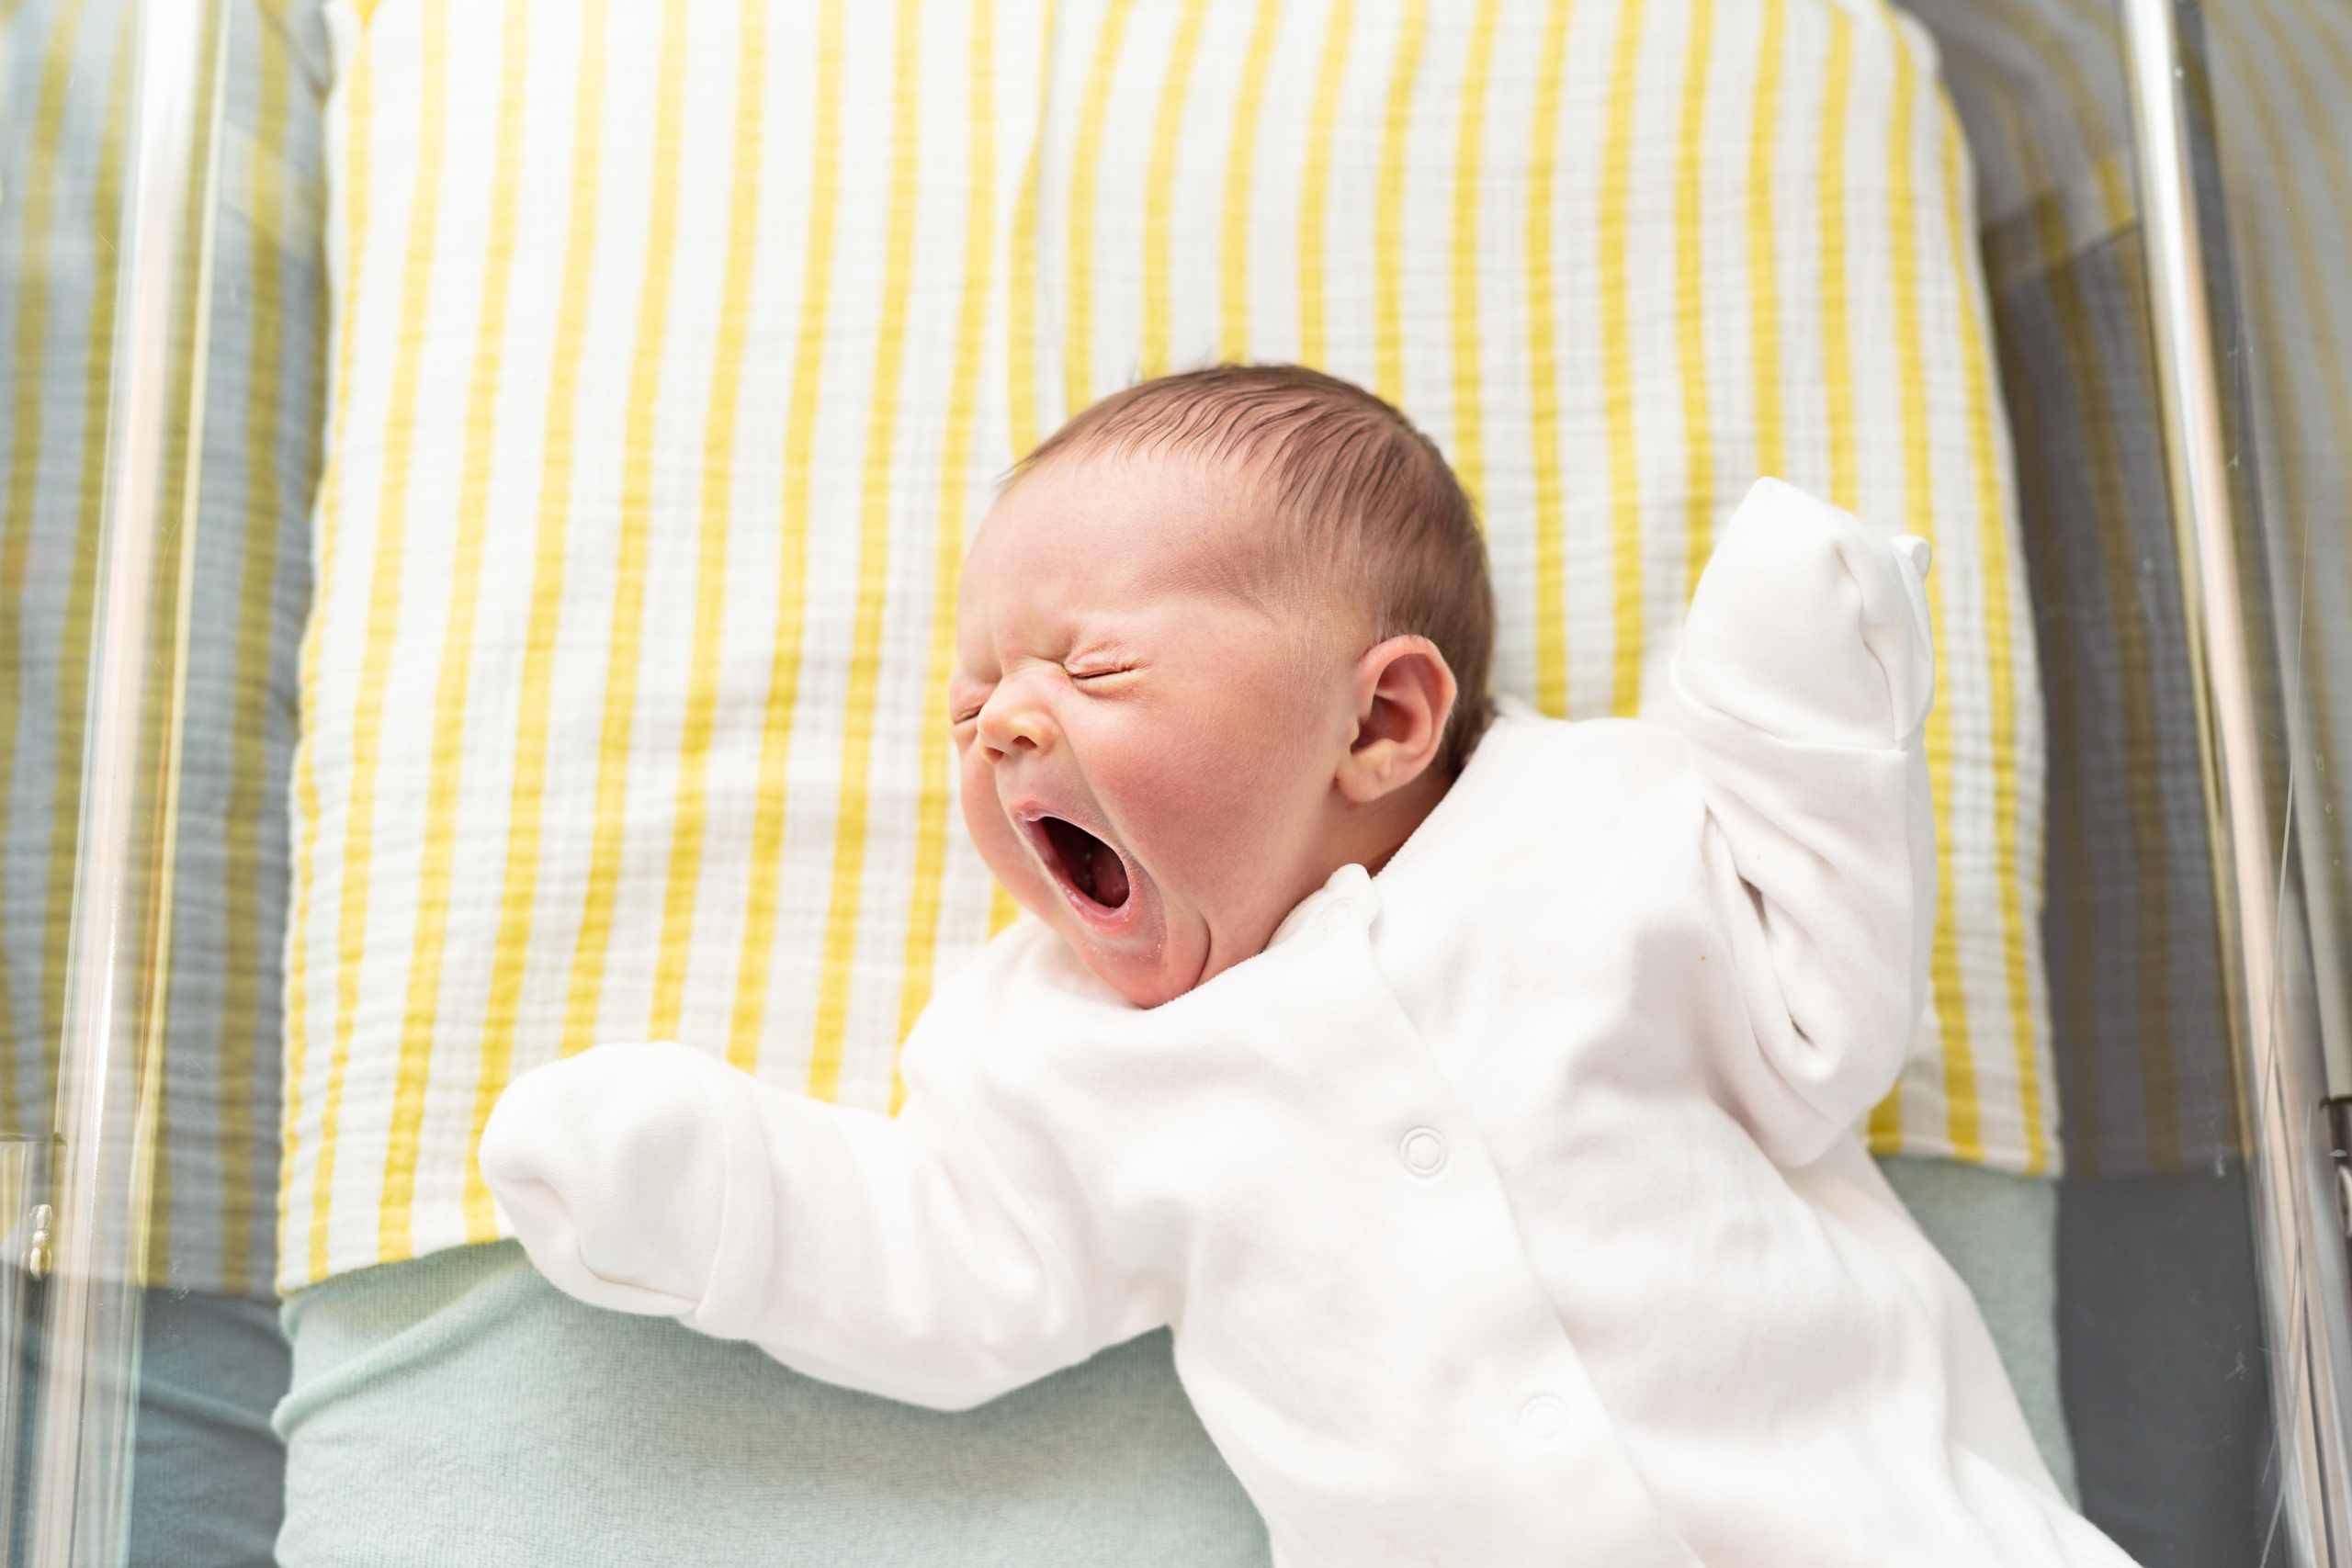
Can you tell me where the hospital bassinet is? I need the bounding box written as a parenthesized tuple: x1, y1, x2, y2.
(0, 0, 2346, 1563)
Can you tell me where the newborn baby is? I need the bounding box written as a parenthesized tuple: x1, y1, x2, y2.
(481, 367, 2135, 1568)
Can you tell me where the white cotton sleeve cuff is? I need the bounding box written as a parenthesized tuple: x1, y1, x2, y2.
(480, 1040, 750, 1319)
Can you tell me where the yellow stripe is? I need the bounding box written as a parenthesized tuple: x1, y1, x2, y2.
(1009, 1, 1057, 455)
(1818, 6, 1854, 511)
(725, 0, 841, 1076)
(1221, 0, 1283, 361)
(216, 13, 297, 1293)
(319, 0, 449, 1271)
(989, 881, 1021, 934)
(1066, 0, 1135, 408)
(0, 0, 92, 1138)
(1747, 0, 1784, 480)
(1939, 95, 2043, 1172)
(1298, 0, 1355, 368)
(384, 0, 526, 1255)
(1449, 0, 1501, 516)
(1828, 11, 1909, 1150)
(286, 12, 374, 1283)
(895, 0, 999, 1114)
(1010, 169, 1041, 454)
(458, 0, 612, 1236)
(1888, 21, 1979, 1162)
(1526, 0, 1571, 716)
(326, 0, 444, 1259)
(1675, 0, 1715, 602)
(806, 0, 924, 1104)
(1372, 0, 1426, 404)
(651, 0, 768, 1042)
(558, 0, 694, 1060)
(1815, 17, 1898, 1145)
(1141, 0, 1207, 379)
(1600, 0, 1645, 716)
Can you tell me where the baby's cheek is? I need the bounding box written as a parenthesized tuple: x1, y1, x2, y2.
(956, 762, 1012, 871)
(956, 758, 1048, 907)
(1111, 683, 1340, 908)
(1103, 747, 1275, 887)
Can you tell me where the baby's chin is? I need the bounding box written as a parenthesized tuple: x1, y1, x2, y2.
(1006, 870, 1216, 1009)
(1074, 950, 1197, 1010)
(1021, 858, 1300, 1008)
(1054, 897, 1205, 1010)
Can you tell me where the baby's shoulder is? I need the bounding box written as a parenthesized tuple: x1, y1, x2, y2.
(1382, 708, 1708, 900)
(1460, 704, 1703, 804)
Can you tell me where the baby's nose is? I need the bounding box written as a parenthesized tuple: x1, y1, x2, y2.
(977, 682, 1053, 756)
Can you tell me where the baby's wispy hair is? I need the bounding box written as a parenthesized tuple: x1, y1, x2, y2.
(1017, 364, 1495, 774)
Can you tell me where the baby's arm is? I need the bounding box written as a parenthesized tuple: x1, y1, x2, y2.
(1662, 477, 1937, 1166)
(479, 1041, 1097, 1410)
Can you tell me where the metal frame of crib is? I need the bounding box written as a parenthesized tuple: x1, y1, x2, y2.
(2124, 0, 2352, 1551)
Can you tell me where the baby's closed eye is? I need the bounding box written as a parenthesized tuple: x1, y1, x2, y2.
(948, 684, 992, 727)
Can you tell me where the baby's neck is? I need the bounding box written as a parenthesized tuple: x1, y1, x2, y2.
(1327, 764, 1454, 879)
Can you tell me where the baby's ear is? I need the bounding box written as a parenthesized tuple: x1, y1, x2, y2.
(1337, 636, 1457, 804)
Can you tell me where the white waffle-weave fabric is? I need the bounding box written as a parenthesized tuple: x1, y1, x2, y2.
(281, 0, 2055, 1293)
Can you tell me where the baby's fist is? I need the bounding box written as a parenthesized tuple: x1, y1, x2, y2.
(1675, 478, 1936, 748)
(481, 1041, 734, 1316)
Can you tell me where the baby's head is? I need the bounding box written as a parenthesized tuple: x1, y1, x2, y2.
(953, 365, 1493, 1007)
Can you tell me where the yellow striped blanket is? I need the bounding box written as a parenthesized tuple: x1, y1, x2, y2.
(279, 0, 2054, 1292)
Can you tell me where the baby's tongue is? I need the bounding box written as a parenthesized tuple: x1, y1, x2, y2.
(1090, 841, 1130, 908)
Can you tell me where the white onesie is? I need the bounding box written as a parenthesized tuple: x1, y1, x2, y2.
(481, 479, 2137, 1568)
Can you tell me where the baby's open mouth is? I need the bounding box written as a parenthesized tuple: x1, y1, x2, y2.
(1037, 816, 1132, 912)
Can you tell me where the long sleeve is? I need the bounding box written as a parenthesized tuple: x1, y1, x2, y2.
(479, 1039, 1099, 1410)
(1660, 476, 1938, 1165)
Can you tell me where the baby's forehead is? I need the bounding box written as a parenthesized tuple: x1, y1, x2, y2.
(957, 453, 1360, 656)
(988, 447, 1292, 574)
(1023, 442, 1262, 515)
